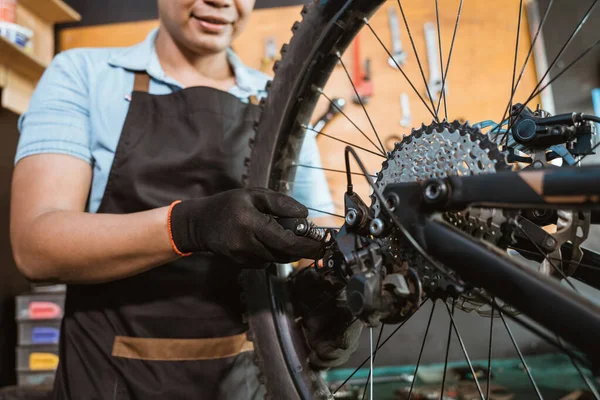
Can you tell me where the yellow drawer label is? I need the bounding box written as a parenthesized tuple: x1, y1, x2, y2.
(29, 352, 59, 371)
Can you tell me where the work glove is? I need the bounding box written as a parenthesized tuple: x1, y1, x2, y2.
(169, 188, 325, 264)
(290, 266, 363, 369)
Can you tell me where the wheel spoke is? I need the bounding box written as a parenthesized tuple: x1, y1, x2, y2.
(505, 0, 525, 149)
(316, 90, 386, 155)
(499, 310, 543, 399)
(303, 126, 387, 158)
(486, 307, 494, 400)
(439, 299, 454, 400)
(336, 53, 386, 154)
(515, 224, 580, 293)
(493, 0, 554, 141)
(363, 20, 438, 121)
(532, 38, 600, 103)
(505, 0, 599, 137)
(333, 298, 430, 394)
(435, 0, 464, 120)
(361, 325, 385, 400)
(295, 164, 377, 178)
(578, 141, 600, 162)
(395, 0, 439, 117)
(557, 336, 600, 399)
(434, 0, 447, 120)
(482, 296, 590, 367)
(509, 247, 600, 272)
(407, 301, 436, 400)
(306, 207, 345, 219)
(526, 0, 598, 103)
(445, 301, 485, 400)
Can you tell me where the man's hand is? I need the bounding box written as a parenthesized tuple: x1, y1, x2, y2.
(169, 188, 325, 264)
(289, 267, 363, 369)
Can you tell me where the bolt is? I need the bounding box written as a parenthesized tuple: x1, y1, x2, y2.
(327, 259, 335, 268)
(386, 194, 400, 211)
(545, 237, 557, 248)
(296, 223, 306, 234)
(533, 161, 544, 169)
(370, 218, 385, 236)
(424, 181, 447, 202)
(345, 209, 359, 226)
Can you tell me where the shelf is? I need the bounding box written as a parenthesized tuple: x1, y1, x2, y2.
(0, 36, 47, 82)
(18, 0, 81, 24)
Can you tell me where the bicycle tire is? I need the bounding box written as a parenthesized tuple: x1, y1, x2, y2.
(242, 0, 600, 398)
(242, 0, 385, 398)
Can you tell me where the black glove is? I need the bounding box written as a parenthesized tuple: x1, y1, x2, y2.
(290, 267, 363, 369)
(169, 188, 324, 264)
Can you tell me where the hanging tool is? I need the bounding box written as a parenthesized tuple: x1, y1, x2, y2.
(424, 22, 445, 102)
(314, 98, 346, 132)
(399, 93, 411, 127)
(260, 36, 277, 73)
(386, 134, 403, 150)
(387, 7, 407, 68)
(352, 35, 373, 104)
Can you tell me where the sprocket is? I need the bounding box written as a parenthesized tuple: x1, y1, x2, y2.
(371, 120, 517, 315)
(372, 120, 513, 246)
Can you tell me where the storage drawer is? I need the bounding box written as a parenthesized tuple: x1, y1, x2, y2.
(31, 284, 66, 293)
(16, 345, 60, 371)
(16, 293, 65, 320)
(18, 320, 61, 345)
(17, 370, 56, 387)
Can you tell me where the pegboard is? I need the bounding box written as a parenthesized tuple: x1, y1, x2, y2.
(59, 0, 542, 216)
(235, 0, 541, 215)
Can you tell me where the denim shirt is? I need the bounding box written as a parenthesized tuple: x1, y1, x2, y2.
(16, 28, 334, 216)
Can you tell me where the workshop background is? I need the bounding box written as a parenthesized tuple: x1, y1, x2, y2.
(0, 0, 599, 397)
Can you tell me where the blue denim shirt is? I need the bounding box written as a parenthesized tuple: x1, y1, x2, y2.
(16, 29, 334, 216)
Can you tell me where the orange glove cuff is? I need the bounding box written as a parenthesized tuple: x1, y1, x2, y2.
(167, 200, 193, 257)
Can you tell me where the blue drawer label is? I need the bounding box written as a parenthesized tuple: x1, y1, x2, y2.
(31, 327, 60, 344)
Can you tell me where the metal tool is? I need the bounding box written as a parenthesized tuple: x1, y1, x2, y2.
(424, 22, 445, 102)
(387, 7, 407, 68)
(314, 98, 346, 132)
(260, 36, 277, 73)
(399, 93, 411, 127)
(352, 35, 374, 104)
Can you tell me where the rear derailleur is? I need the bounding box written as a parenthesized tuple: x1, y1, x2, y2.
(315, 191, 424, 327)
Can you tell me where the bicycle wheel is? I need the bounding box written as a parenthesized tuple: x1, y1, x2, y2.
(242, 0, 600, 398)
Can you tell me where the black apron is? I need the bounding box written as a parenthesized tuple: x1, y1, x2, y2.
(52, 72, 264, 400)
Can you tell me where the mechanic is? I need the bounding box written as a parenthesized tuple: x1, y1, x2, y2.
(10, 0, 360, 399)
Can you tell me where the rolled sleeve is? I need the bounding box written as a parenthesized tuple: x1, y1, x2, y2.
(16, 51, 92, 165)
(293, 132, 335, 218)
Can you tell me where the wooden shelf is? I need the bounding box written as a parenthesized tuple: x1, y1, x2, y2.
(0, 36, 47, 82)
(18, 0, 81, 24)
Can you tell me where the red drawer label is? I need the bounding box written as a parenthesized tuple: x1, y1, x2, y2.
(29, 302, 61, 319)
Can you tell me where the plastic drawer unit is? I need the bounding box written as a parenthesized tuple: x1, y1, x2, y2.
(17, 371, 56, 387)
(16, 345, 60, 372)
(18, 320, 61, 345)
(16, 293, 65, 320)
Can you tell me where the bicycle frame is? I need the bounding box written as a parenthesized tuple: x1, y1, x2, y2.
(382, 164, 600, 369)
(422, 220, 600, 369)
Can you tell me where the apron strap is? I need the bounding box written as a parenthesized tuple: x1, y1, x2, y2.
(133, 72, 151, 93)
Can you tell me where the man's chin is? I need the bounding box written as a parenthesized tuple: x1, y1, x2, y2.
(187, 36, 231, 55)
